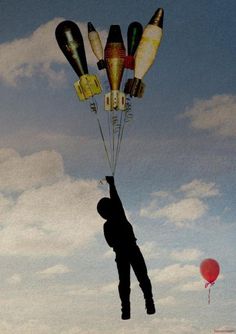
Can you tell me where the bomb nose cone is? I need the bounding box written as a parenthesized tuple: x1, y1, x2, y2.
(88, 22, 96, 33)
(127, 21, 143, 56)
(107, 25, 123, 43)
(56, 20, 77, 35)
(149, 8, 164, 28)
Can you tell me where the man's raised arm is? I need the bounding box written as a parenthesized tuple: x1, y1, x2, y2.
(106, 176, 126, 218)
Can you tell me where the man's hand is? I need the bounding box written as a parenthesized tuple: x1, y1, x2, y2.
(106, 176, 114, 185)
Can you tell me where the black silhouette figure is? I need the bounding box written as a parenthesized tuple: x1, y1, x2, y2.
(97, 176, 155, 320)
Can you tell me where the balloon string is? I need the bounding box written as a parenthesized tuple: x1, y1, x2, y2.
(113, 97, 132, 175)
(205, 282, 215, 288)
(113, 109, 124, 175)
(205, 282, 215, 305)
(112, 110, 115, 173)
(208, 286, 211, 304)
(89, 98, 114, 175)
(107, 111, 113, 169)
(96, 116, 114, 175)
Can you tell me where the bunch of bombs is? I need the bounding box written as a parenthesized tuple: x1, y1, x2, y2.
(55, 8, 164, 111)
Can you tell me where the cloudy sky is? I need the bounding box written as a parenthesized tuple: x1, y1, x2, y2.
(0, 0, 235, 333)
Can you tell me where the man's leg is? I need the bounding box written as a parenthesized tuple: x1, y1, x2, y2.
(130, 246, 156, 314)
(116, 253, 131, 319)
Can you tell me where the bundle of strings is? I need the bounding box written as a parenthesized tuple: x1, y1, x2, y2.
(89, 94, 133, 176)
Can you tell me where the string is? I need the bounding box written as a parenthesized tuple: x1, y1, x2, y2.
(113, 97, 133, 174)
(208, 286, 211, 304)
(113, 109, 124, 175)
(205, 281, 215, 305)
(89, 98, 113, 175)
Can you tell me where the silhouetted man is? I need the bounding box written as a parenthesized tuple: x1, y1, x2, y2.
(97, 176, 155, 320)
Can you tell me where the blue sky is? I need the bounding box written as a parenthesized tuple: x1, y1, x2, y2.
(0, 0, 235, 333)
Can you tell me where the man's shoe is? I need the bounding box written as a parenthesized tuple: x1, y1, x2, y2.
(121, 311, 130, 320)
(145, 298, 156, 315)
(121, 304, 130, 320)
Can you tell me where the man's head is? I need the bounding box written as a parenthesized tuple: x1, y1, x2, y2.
(97, 197, 113, 220)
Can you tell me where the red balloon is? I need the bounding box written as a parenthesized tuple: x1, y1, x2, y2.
(200, 258, 220, 284)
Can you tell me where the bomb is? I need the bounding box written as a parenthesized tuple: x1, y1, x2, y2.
(124, 8, 164, 98)
(87, 22, 106, 70)
(55, 20, 102, 101)
(124, 22, 143, 70)
(104, 25, 126, 111)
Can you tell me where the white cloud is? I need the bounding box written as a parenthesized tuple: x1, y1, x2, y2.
(0, 194, 13, 215)
(179, 179, 220, 198)
(183, 95, 236, 137)
(170, 248, 203, 262)
(0, 149, 19, 163)
(103, 249, 114, 258)
(150, 191, 169, 198)
(179, 280, 203, 291)
(140, 179, 221, 226)
(36, 264, 71, 278)
(7, 274, 22, 285)
(0, 320, 52, 334)
(59, 317, 203, 334)
(151, 317, 203, 334)
(0, 285, 214, 334)
(0, 18, 107, 86)
(158, 296, 176, 306)
(141, 197, 207, 226)
(0, 149, 105, 256)
(140, 241, 161, 259)
(0, 18, 65, 86)
(214, 327, 235, 333)
(66, 281, 117, 297)
(150, 263, 199, 284)
(60, 328, 88, 334)
(0, 149, 64, 193)
(156, 198, 207, 224)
